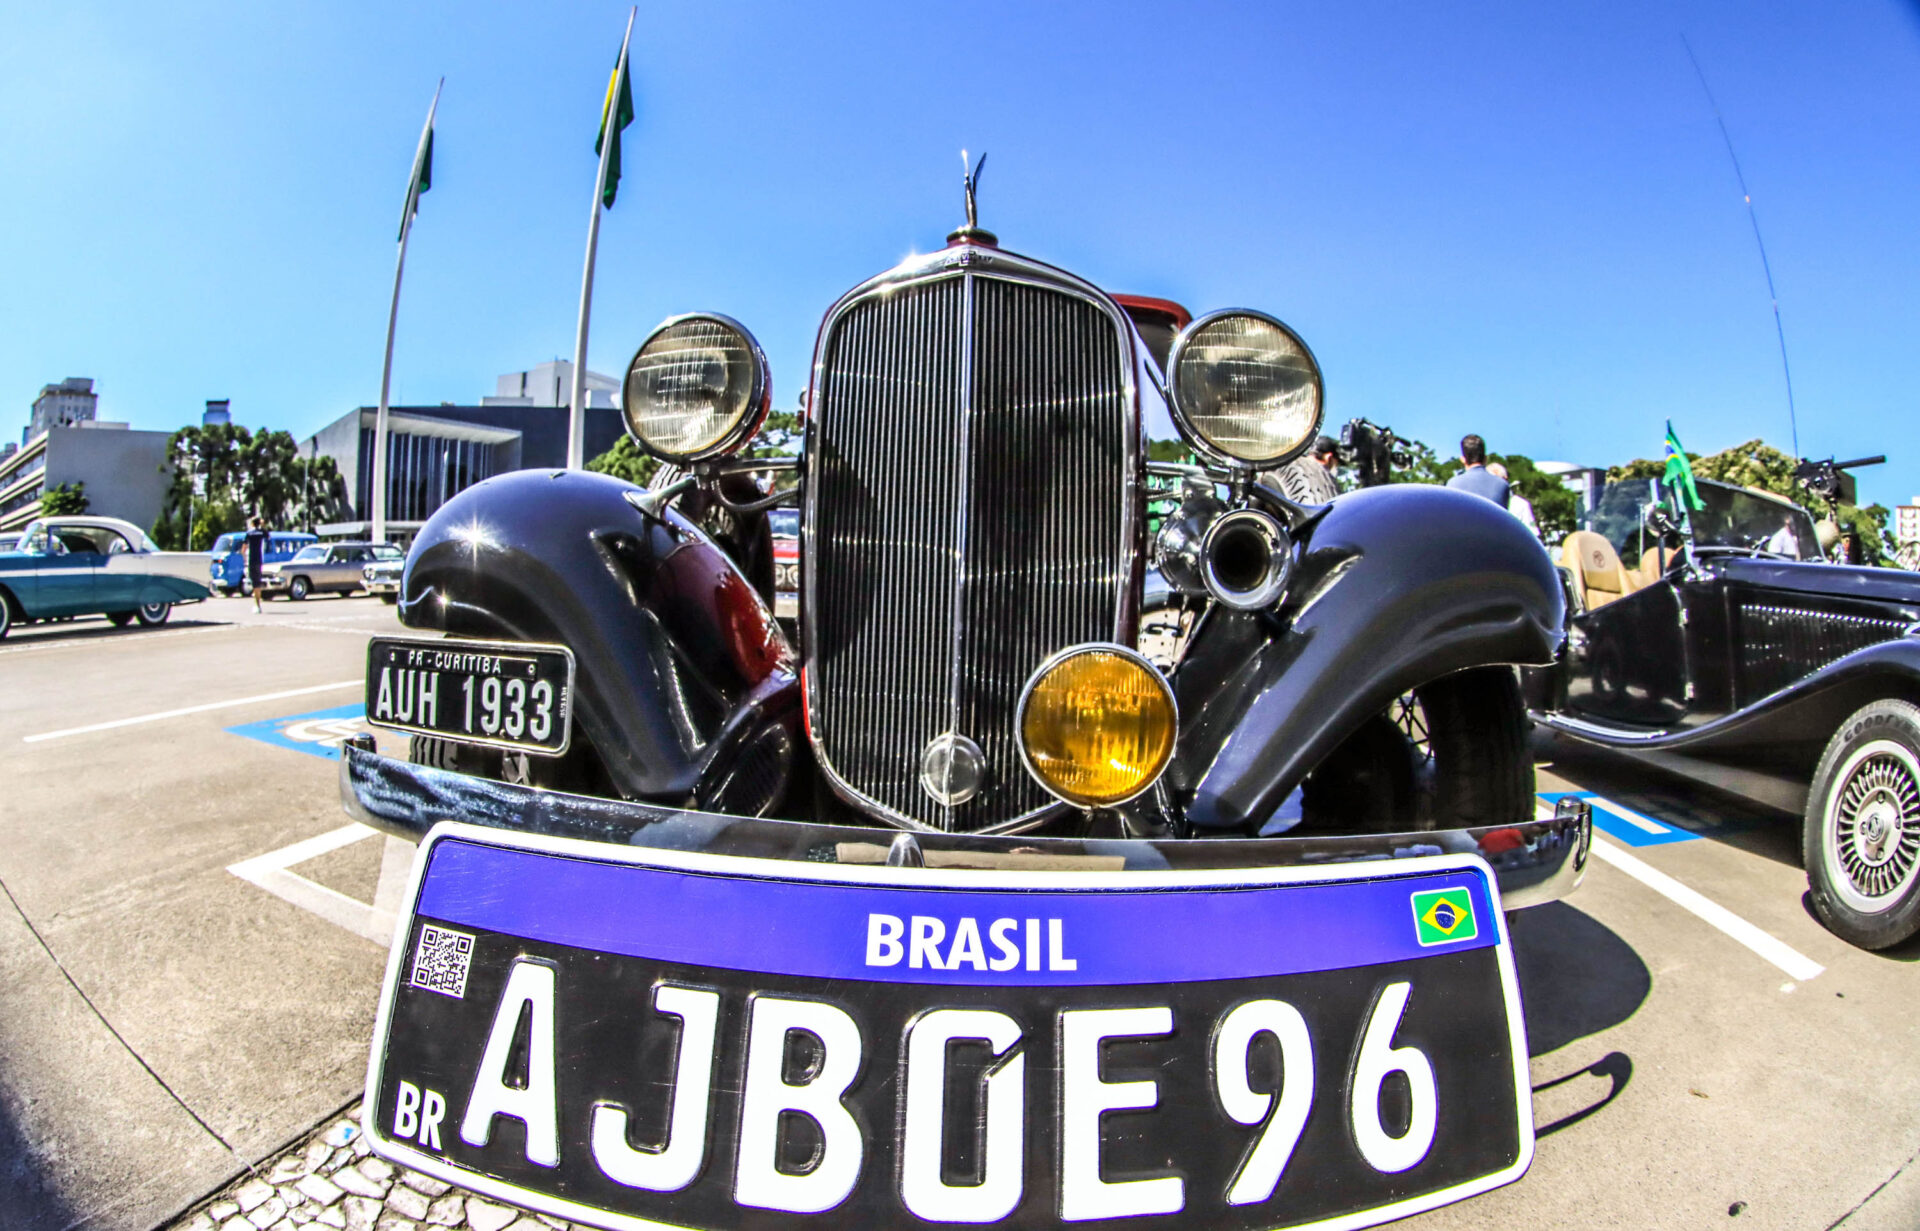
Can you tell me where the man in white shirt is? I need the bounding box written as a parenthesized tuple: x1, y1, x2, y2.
(1486, 462, 1539, 537)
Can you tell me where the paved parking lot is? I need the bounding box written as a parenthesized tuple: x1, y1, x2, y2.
(0, 595, 1915, 1230)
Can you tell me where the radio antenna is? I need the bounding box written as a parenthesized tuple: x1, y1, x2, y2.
(1681, 35, 1799, 458)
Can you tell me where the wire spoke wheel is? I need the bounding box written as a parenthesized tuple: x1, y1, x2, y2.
(1825, 740, 1920, 912)
(1389, 693, 1433, 767)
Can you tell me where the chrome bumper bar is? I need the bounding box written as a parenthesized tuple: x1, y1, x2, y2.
(338, 737, 1590, 909)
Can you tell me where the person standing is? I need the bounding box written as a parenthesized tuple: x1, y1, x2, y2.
(1446, 434, 1510, 506)
(243, 515, 269, 613)
(1265, 435, 1342, 504)
(1485, 461, 1539, 537)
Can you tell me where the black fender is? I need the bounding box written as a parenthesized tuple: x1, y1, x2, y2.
(399, 469, 799, 808)
(1173, 484, 1565, 831)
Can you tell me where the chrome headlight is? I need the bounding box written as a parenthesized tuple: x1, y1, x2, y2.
(622, 313, 770, 463)
(1167, 310, 1323, 468)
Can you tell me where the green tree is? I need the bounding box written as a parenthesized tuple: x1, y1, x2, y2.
(152, 422, 346, 548)
(1608, 437, 1896, 565)
(40, 482, 88, 515)
(585, 435, 661, 488)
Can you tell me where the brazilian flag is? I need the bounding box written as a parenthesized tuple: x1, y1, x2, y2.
(595, 54, 636, 208)
(1663, 421, 1704, 512)
(397, 115, 433, 241)
(1411, 888, 1478, 946)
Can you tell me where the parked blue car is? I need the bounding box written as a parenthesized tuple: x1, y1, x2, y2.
(208, 530, 317, 595)
(0, 515, 212, 638)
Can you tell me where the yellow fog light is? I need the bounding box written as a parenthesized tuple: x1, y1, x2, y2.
(1017, 644, 1177, 808)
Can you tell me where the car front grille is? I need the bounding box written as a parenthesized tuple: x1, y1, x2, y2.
(807, 267, 1134, 832)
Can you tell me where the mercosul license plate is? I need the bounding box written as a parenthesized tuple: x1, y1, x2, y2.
(364, 825, 1533, 1231)
(364, 636, 573, 756)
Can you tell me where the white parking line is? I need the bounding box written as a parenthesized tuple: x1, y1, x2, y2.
(22, 679, 359, 743)
(1590, 838, 1825, 982)
(1590, 798, 1674, 835)
(227, 822, 416, 946)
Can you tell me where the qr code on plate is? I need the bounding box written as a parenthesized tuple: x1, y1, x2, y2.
(408, 924, 475, 999)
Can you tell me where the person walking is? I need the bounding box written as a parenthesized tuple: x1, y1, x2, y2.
(243, 515, 269, 613)
(1446, 434, 1510, 506)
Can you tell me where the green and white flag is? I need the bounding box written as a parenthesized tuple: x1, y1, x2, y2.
(398, 81, 440, 241)
(594, 49, 635, 208)
(1663, 420, 1704, 511)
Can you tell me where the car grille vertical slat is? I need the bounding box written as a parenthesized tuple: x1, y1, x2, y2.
(810, 269, 1132, 832)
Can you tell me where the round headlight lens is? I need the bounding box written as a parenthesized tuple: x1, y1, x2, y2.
(1168, 310, 1323, 466)
(1018, 645, 1177, 808)
(622, 314, 769, 462)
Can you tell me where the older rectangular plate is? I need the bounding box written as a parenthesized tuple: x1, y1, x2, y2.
(364, 636, 573, 756)
(365, 824, 1532, 1231)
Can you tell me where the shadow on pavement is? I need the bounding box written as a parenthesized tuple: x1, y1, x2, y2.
(1533, 1051, 1633, 1137)
(0, 1098, 78, 1231)
(2, 617, 226, 646)
(1540, 742, 1806, 872)
(1510, 901, 1651, 1055)
(1798, 892, 1920, 963)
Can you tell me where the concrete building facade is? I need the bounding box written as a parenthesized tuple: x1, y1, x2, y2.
(300, 399, 624, 540)
(485, 360, 620, 409)
(0, 424, 175, 534)
(27, 378, 99, 444)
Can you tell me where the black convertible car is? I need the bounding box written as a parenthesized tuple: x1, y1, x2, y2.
(1531, 474, 1920, 949)
(342, 197, 1592, 1231)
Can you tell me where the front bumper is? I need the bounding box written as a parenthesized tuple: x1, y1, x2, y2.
(365, 578, 400, 595)
(338, 737, 1590, 907)
(259, 573, 288, 591)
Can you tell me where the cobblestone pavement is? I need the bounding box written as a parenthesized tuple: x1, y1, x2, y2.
(165, 1104, 568, 1231)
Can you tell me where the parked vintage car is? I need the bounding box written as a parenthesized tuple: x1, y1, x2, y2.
(344, 207, 1592, 1231)
(208, 530, 317, 595)
(1530, 474, 1920, 948)
(362, 548, 405, 603)
(767, 504, 798, 619)
(261, 541, 391, 600)
(0, 515, 211, 637)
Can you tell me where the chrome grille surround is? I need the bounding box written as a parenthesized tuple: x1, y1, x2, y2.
(802, 245, 1143, 833)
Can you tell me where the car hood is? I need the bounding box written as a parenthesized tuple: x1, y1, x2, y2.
(1717, 557, 1920, 608)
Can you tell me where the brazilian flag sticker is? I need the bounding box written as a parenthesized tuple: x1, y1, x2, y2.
(1411, 887, 1479, 946)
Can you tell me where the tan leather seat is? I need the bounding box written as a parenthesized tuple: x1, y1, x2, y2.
(1562, 531, 1635, 611)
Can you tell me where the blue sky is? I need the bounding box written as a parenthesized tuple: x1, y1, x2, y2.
(4, 2, 1917, 509)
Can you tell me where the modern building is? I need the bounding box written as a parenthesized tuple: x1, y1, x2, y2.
(0, 424, 175, 534)
(203, 399, 232, 427)
(484, 360, 619, 410)
(299, 388, 625, 540)
(27, 378, 99, 445)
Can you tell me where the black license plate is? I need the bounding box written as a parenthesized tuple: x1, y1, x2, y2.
(365, 826, 1533, 1231)
(365, 637, 574, 756)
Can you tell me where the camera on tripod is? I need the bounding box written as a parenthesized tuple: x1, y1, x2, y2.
(1339, 418, 1410, 488)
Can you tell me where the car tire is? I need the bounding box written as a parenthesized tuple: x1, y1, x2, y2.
(1804, 699, 1920, 950)
(1417, 666, 1534, 829)
(381, 594, 398, 605)
(1301, 715, 1419, 831)
(107, 611, 136, 627)
(135, 601, 171, 627)
(0, 593, 12, 640)
(289, 576, 310, 601)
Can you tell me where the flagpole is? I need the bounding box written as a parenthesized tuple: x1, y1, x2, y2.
(372, 79, 442, 543)
(568, 8, 636, 471)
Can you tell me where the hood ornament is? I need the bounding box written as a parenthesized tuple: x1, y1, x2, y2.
(946, 149, 998, 247)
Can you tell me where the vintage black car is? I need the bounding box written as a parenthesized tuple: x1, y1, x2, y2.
(343, 207, 1594, 1231)
(1531, 474, 1920, 949)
